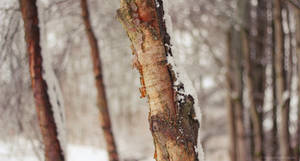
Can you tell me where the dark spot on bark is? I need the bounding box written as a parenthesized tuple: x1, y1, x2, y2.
(150, 115, 178, 140)
(166, 64, 176, 85)
(95, 73, 102, 80)
(158, 59, 167, 66)
(154, 0, 172, 56)
(176, 83, 185, 92)
(152, 121, 159, 132)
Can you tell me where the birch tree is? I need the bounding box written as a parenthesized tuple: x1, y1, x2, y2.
(117, 0, 201, 160)
(80, 0, 119, 160)
(19, 0, 65, 161)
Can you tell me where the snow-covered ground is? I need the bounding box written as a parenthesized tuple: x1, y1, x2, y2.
(67, 144, 108, 161)
(0, 139, 154, 161)
(0, 140, 107, 161)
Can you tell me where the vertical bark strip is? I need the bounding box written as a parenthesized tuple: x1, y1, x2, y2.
(273, 0, 292, 160)
(117, 0, 200, 160)
(285, 3, 294, 95)
(226, 28, 247, 161)
(19, 0, 65, 161)
(80, 1, 119, 161)
(240, 0, 265, 160)
(255, 0, 268, 119)
(225, 29, 237, 161)
(296, 9, 300, 161)
(232, 28, 248, 161)
(271, 19, 278, 158)
(241, 29, 265, 161)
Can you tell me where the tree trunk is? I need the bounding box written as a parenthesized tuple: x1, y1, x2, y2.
(233, 30, 248, 161)
(295, 8, 300, 161)
(117, 0, 201, 160)
(255, 0, 267, 118)
(271, 18, 278, 158)
(80, 1, 119, 161)
(19, 0, 65, 161)
(240, 0, 265, 160)
(225, 29, 237, 161)
(273, 0, 291, 160)
(242, 29, 265, 161)
(249, 118, 255, 161)
(226, 28, 247, 161)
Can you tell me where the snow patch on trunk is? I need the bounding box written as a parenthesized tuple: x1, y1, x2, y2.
(282, 90, 290, 104)
(162, 0, 205, 160)
(42, 53, 66, 156)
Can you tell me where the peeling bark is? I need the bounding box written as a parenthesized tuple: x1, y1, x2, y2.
(19, 0, 65, 161)
(117, 0, 200, 161)
(80, 1, 119, 161)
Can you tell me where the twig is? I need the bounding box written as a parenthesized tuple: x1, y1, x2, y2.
(284, 0, 300, 9)
(0, 7, 20, 12)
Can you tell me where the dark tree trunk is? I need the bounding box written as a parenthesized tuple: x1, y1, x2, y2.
(273, 0, 292, 160)
(226, 29, 237, 161)
(226, 27, 247, 161)
(233, 30, 248, 161)
(80, 1, 119, 161)
(242, 29, 265, 161)
(271, 18, 278, 158)
(255, 0, 267, 117)
(295, 8, 300, 161)
(240, 0, 265, 160)
(19, 0, 65, 161)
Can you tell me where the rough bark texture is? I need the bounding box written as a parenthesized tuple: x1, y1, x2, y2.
(19, 0, 65, 161)
(240, 0, 265, 160)
(80, 1, 119, 161)
(273, 0, 291, 160)
(117, 0, 200, 161)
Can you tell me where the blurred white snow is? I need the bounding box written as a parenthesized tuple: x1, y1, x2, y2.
(0, 139, 154, 161)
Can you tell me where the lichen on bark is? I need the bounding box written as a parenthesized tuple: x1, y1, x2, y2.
(117, 0, 200, 160)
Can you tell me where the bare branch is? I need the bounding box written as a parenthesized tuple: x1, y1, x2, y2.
(284, 0, 300, 9)
(0, 7, 20, 12)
